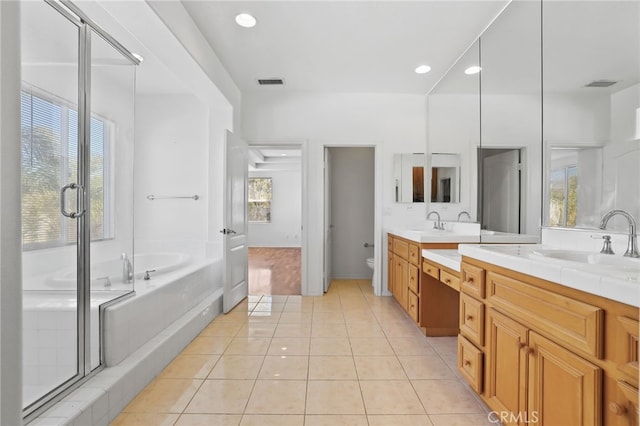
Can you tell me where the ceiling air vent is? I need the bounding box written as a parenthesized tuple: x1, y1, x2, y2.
(258, 78, 284, 86)
(585, 79, 618, 88)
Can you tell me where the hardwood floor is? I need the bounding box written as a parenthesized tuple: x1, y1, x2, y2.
(249, 247, 301, 295)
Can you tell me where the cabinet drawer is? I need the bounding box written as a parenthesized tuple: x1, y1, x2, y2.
(408, 290, 419, 323)
(487, 271, 604, 358)
(409, 244, 420, 265)
(460, 293, 485, 346)
(409, 264, 419, 293)
(461, 263, 485, 299)
(422, 260, 440, 280)
(458, 334, 483, 393)
(393, 239, 409, 260)
(440, 269, 460, 291)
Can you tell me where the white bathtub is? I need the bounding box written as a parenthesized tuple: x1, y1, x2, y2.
(47, 252, 191, 289)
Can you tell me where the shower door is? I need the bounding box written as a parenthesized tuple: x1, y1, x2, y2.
(21, 1, 137, 419)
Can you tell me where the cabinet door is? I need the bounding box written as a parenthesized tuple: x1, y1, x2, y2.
(486, 309, 528, 423)
(394, 257, 408, 310)
(528, 331, 602, 426)
(388, 251, 394, 292)
(610, 381, 639, 426)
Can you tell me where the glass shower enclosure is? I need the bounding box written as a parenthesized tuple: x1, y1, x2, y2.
(21, 0, 138, 419)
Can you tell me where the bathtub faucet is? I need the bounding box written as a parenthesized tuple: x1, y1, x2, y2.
(121, 253, 133, 284)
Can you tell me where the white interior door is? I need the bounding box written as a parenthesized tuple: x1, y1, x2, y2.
(223, 130, 248, 313)
(483, 149, 520, 233)
(323, 147, 332, 292)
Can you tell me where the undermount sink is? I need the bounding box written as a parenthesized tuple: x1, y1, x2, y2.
(531, 249, 640, 272)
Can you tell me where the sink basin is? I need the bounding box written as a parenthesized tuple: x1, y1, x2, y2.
(531, 249, 640, 275)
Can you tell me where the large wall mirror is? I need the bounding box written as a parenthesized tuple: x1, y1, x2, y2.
(479, 0, 541, 236)
(427, 40, 480, 217)
(543, 1, 640, 233)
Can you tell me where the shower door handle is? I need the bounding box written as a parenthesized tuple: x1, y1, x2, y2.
(60, 183, 86, 218)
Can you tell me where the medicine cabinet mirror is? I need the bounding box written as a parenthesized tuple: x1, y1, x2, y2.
(393, 153, 425, 203)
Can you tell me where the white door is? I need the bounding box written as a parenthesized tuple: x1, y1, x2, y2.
(323, 148, 332, 292)
(223, 130, 248, 313)
(483, 149, 520, 233)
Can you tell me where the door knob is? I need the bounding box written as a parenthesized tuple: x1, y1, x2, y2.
(220, 228, 237, 235)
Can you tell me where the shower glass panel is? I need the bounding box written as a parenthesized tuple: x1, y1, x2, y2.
(20, 1, 138, 418)
(88, 30, 136, 370)
(21, 1, 82, 409)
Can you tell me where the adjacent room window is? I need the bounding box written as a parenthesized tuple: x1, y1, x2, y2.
(248, 177, 272, 222)
(548, 165, 577, 227)
(21, 86, 113, 249)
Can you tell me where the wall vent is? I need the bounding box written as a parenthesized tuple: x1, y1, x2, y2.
(585, 80, 618, 88)
(258, 78, 284, 85)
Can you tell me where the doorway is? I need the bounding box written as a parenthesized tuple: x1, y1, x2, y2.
(478, 147, 523, 233)
(247, 145, 303, 295)
(324, 147, 375, 291)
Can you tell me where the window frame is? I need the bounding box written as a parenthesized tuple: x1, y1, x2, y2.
(248, 177, 273, 223)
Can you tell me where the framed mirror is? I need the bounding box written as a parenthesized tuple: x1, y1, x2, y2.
(542, 0, 640, 233)
(393, 153, 425, 203)
(429, 153, 461, 203)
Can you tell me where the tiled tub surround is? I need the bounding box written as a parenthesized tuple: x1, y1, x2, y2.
(31, 256, 224, 425)
(458, 243, 639, 307)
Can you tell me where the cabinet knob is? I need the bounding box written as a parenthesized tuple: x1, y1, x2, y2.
(466, 315, 473, 321)
(517, 342, 526, 350)
(464, 359, 471, 367)
(445, 279, 451, 284)
(527, 347, 535, 355)
(467, 277, 474, 283)
(609, 402, 627, 415)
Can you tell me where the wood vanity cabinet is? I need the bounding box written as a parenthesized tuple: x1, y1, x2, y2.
(458, 257, 639, 426)
(387, 234, 420, 317)
(387, 233, 458, 327)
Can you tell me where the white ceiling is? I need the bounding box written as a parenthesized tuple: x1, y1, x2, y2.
(181, 0, 509, 94)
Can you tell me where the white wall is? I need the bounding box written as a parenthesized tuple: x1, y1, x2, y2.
(135, 94, 209, 245)
(248, 169, 302, 247)
(242, 92, 428, 295)
(330, 147, 375, 279)
(0, 1, 23, 423)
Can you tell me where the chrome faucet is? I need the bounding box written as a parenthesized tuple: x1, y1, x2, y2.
(427, 211, 444, 230)
(599, 210, 639, 258)
(121, 253, 134, 283)
(457, 211, 471, 222)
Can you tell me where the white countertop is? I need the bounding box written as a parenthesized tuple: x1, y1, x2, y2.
(390, 228, 479, 243)
(422, 249, 462, 272)
(458, 244, 640, 307)
(480, 230, 540, 244)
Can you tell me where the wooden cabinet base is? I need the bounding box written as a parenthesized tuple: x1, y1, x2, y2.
(420, 273, 459, 336)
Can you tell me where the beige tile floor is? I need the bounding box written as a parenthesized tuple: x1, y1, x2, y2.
(111, 280, 494, 426)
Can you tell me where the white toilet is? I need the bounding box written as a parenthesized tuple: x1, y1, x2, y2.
(366, 257, 375, 270)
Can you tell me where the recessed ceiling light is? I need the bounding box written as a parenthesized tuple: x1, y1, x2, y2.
(464, 66, 482, 75)
(415, 65, 431, 74)
(235, 13, 257, 28)
(280, 153, 288, 156)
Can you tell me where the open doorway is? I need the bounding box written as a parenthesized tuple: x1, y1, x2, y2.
(247, 145, 302, 295)
(324, 147, 375, 292)
(478, 147, 523, 233)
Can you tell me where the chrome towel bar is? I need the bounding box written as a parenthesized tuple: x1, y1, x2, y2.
(146, 194, 199, 201)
